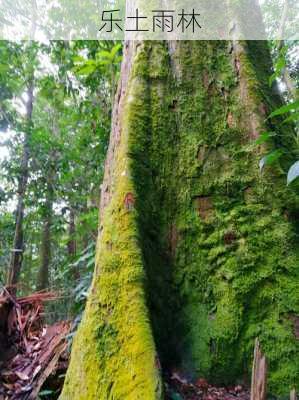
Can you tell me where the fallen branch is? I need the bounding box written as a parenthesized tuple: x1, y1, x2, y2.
(0, 289, 70, 400)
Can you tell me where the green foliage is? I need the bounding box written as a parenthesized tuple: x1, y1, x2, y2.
(269, 45, 287, 87)
(0, 211, 14, 281)
(259, 149, 283, 170)
(0, 40, 120, 306)
(254, 131, 275, 145)
(71, 243, 95, 313)
(261, 40, 299, 187)
(38, 389, 55, 397)
(73, 43, 122, 76)
(268, 99, 299, 119)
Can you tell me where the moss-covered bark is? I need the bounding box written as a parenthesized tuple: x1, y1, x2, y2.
(60, 41, 299, 399)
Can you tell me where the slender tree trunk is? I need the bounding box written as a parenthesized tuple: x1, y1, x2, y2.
(290, 389, 297, 400)
(7, 83, 33, 289)
(36, 109, 59, 290)
(37, 182, 53, 290)
(60, 40, 299, 399)
(67, 208, 76, 259)
(250, 339, 267, 400)
(67, 207, 79, 280)
(6, 1, 37, 291)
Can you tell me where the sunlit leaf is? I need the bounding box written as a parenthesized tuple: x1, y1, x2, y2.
(38, 390, 54, 396)
(268, 100, 299, 119)
(259, 150, 283, 171)
(110, 43, 122, 58)
(74, 60, 96, 76)
(287, 161, 299, 185)
(254, 132, 275, 145)
(72, 55, 85, 63)
(283, 113, 299, 124)
(269, 54, 286, 87)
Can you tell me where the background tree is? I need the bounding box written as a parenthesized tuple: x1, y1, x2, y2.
(0, 40, 121, 304)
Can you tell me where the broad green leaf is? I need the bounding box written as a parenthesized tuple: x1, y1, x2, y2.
(110, 43, 122, 58)
(97, 59, 111, 66)
(115, 55, 123, 63)
(283, 113, 299, 124)
(269, 55, 286, 87)
(0, 64, 9, 74)
(96, 50, 112, 60)
(287, 161, 299, 185)
(38, 390, 54, 396)
(170, 392, 183, 400)
(259, 149, 283, 171)
(268, 100, 299, 119)
(269, 73, 277, 87)
(72, 55, 86, 63)
(75, 64, 96, 76)
(254, 132, 275, 145)
(276, 56, 286, 72)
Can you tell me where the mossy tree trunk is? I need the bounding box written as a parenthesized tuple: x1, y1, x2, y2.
(60, 41, 299, 399)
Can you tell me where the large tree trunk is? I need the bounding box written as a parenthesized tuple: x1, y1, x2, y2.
(7, 83, 33, 290)
(60, 41, 299, 399)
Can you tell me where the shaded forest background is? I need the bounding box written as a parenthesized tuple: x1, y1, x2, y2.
(0, 41, 122, 320)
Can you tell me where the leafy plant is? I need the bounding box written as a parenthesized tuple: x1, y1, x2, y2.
(267, 99, 299, 119)
(259, 149, 283, 171)
(255, 43, 299, 184)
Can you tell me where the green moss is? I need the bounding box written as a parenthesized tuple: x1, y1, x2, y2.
(61, 40, 299, 399)
(129, 41, 299, 396)
(60, 44, 162, 400)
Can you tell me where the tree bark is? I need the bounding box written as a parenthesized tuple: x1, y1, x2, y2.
(67, 207, 79, 280)
(67, 208, 76, 258)
(60, 40, 299, 399)
(7, 82, 33, 290)
(37, 182, 53, 291)
(250, 338, 267, 400)
(290, 389, 297, 400)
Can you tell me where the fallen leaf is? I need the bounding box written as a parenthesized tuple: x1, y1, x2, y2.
(15, 371, 29, 380)
(33, 365, 41, 378)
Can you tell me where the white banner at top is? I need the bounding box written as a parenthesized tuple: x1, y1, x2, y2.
(0, 0, 298, 40)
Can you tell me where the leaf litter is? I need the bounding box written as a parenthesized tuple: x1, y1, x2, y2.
(164, 370, 250, 400)
(0, 289, 70, 400)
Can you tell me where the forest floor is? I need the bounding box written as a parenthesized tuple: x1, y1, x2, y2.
(0, 288, 252, 400)
(164, 371, 250, 400)
(0, 289, 69, 400)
